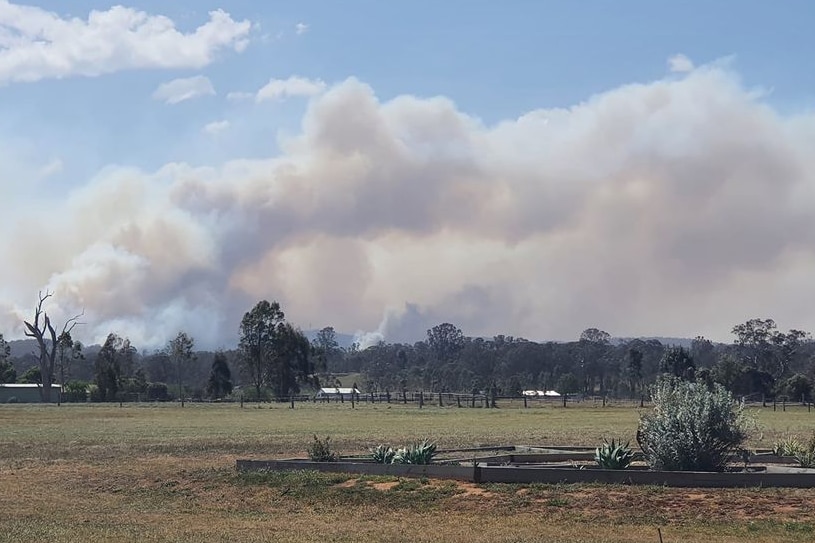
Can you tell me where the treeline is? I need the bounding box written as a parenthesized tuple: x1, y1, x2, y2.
(2, 301, 815, 403)
(0, 298, 312, 403)
(319, 319, 815, 402)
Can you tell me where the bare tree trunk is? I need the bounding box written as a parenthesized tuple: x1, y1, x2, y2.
(24, 292, 83, 403)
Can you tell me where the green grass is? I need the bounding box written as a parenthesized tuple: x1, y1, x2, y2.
(1, 401, 815, 542)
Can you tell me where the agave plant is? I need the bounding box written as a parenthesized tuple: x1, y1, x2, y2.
(391, 439, 437, 465)
(793, 433, 815, 468)
(772, 436, 803, 457)
(595, 438, 634, 470)
(370, 444, 396, 464)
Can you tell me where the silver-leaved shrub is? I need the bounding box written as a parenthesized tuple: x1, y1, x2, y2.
(637, 376, 753, 472)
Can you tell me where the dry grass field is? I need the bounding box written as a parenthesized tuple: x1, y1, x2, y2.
(1, 401, 814, 542)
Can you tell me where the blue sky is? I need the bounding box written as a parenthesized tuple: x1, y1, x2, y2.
(2, 1, 815, 348)
(5, 0, 814, 181)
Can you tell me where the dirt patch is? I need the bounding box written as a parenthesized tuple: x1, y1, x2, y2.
(371, 481, 400, 491)
(454, 482, 491, 497)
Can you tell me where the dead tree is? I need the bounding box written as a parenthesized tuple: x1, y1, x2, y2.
(23, 291, 83, 402)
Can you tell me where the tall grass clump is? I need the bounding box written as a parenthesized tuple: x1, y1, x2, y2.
(637, 376, 752, 472)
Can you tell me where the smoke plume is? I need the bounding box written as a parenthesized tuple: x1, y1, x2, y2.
(3, 64, 815, 348)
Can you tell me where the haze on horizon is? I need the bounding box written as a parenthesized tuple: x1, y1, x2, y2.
(1, 1, 814, 350)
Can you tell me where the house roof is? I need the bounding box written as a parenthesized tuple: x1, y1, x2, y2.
(0, 383, 62, 389)
(522, 389, 561, 397)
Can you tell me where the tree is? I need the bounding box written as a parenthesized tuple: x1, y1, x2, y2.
(626, 348, 643, 397)
(239, 300, 285, 400)
(690, 336, 716, 368)
(778, 373, 812, 403)
(168, 332, 195, 405)
(23, 291, 83, 402)
(269, 322, 313, 398)
(56, 330, 84, 391)
(0, 333, 15, 384)
(659, 346, 696, 380)
(578, 328, 612, 394)
(731, 319, 810, 378)
(556, 372, 580, 394)
(20, 366, 42, 384)
(426, 323, 465, 363)
(312, 326, 340, 372)
(712, 354, 744, 392)
(94, 334, 125, 401)
(238, 300, 315, 400)
(206, 352, 233, 399)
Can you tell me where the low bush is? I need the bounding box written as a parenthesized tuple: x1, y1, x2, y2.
(307, 435, 337, 462)
(637, 376, 753, 472)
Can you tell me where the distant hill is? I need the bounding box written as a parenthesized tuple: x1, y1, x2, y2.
(8, 338, 102, 359)
(613, 337, 699, 348)
(8, 339, 38, 358)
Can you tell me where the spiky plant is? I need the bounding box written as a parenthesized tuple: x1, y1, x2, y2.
(370, 444, 396, 464)
(595, 438, 635, 470)
(772, 436, 803, 457)
(793, 433, 815, 468)
(391, 439, 437, 464)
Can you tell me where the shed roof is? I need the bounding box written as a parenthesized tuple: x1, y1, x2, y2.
(318, 387, 360, 394)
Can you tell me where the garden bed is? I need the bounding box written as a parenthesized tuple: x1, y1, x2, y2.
(237, 445, 815, 488)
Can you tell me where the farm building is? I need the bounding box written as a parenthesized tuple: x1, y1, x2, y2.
(522, 390, 561, 398)
(315, 387, 360, 401)
(0, 383, 62, 403)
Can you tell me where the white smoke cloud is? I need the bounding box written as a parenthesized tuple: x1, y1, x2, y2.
(3, 63, 815, 349)
(668, 53, 695, 73)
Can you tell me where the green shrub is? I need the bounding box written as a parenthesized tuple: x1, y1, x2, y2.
(371, 444, 396, 464)
(392, 440, 437, 465)
(637, 376, 752, 472)
(307, 435, 337, 462)
(595, 439, 634, 470)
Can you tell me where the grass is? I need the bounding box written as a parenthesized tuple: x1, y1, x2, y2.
(1, 401, 814, 542)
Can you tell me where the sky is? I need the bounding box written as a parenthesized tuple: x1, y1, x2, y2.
(1, 1, 815, 350)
